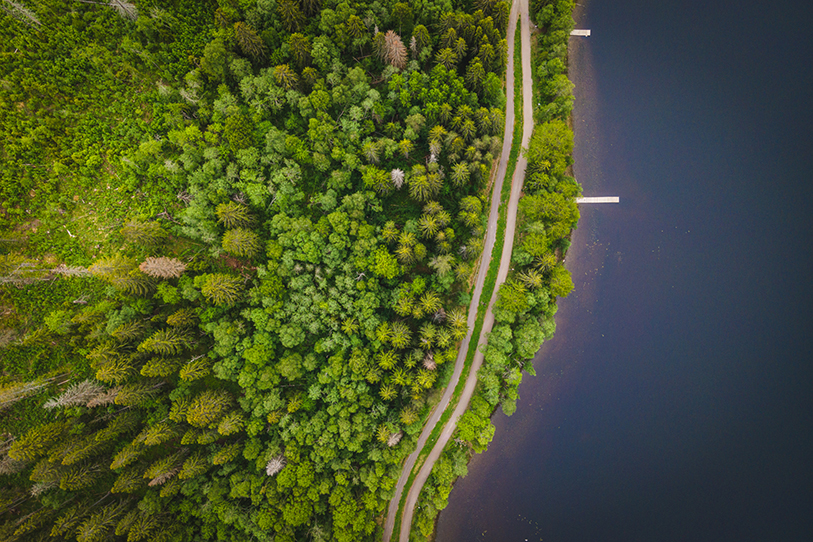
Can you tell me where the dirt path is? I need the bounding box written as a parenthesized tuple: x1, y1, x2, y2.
(381, 0, 534, 540)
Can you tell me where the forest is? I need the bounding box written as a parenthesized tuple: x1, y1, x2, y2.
(0, 1, 576, 541)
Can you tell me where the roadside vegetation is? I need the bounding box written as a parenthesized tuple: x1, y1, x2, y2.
(409, 1, 579, 539)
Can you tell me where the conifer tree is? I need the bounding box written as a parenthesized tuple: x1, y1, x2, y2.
(186, 390, 232, 428)
(43, 380, 104, 410)
(8, 421, 67, 462)
(215, 202, 252, 228)
(277, 0, 304, 31)
(125, 510, 162, 542)
(114, 383, 158, 407)
(212, 442, 242, 466)
(273, 64, 299, 90)
(111, 467, 144, 494)
(166, 308, 198, 328)
(111, 321, 146, 343)
(110, 443, 142, 470)
(178, 451, 208, 480)
(0, 378, 51, 410)
(217, 411, 245, 436)
(144, 452, 184, 486)
(76, 502, 127, 542)
(95, 358, 133, 385)
(139, 257, 186, 279)
(222, 228, 260, 258)
(120, 220, 166, 246)
(200, 273, 242, 306)
(234, 22, 265, 59)
(178, 356, 211, 382)
(60, 463, 99, 491)
(138, 328, 190, 356)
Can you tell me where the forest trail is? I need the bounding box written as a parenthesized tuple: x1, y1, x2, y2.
(382, 0, 533, 540)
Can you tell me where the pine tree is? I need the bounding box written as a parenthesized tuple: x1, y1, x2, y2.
(289, 33, 311, 67)
(43, 380, 105, 410)
(200, 273, 242, 306)
(94, 411, 138, 442)
(139, 257, 186, 279)
(178, 356, 210, 382)
(178, 451, 208, 480)
(120, 220, 166, 246)
(110, 443, 142, 470)
(111, 321, 146, 343)
(140, 357, 178, 378)
(273, 64, 299, 90)
(166, 308, 198, 328)
(212, 442, 242, 466)
(0, 378, 51, 410)
(382, 30, 407, 69)
(95, 358, 133, 385)
(138, 328, 190, 356)
(76, 503, 127, 542)
(234, 22, 265, 59)
(277, 0, 304, 32)
(186, 390, 232, 428)
(222, 228, 260, 258)
(137, 420, 177, 447)
(450, 162, 471, 186)
(216, 411, 245, 436)
(125, 510, 161, 542)
(50, 505, 87, 538)
(114, 383, 159, 407)
(112, 467, 144, 494)
(215, 202, 252, 228)
(8, 421, 67, 462)
(144, 452, 184, 486)
(60, 463, 100, 491)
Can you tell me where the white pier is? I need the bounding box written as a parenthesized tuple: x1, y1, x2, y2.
(570, 29, 591, 37)
(576, 196, 619, 204)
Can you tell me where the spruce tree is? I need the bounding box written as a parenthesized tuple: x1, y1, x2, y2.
(221, 228, 260, 258)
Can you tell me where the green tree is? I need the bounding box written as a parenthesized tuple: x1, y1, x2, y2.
(215, 202, 252, 228)
(138, 328, 190, 356)
(277, 0, 305, 32)
(186, 390, 232, 428)
(289, 33, 311, 67)
(234, 22, 265, 60)
(222, 228, 260, 258)
(200, 273, 242, 305)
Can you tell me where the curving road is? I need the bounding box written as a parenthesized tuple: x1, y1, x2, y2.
(382, 0, 534, 540)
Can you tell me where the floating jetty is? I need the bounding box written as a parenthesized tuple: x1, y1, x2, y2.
(576, 196, 620, 203)
(570, 29, 591, 37)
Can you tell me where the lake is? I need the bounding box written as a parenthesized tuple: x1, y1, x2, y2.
(435, 0, 813, 540)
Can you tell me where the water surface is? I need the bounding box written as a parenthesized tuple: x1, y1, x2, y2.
(436, 1, 813, 540)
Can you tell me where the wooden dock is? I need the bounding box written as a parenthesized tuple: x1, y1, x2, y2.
(576, 196, 619, 203)
(570, 29, 592, 37)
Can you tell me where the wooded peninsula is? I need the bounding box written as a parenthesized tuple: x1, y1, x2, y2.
(0, 1, 577, 541)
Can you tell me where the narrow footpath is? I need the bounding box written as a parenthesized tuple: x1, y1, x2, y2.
(382, 0, 534, 540)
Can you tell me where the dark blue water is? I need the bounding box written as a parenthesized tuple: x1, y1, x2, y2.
(436, 1, 813, 541)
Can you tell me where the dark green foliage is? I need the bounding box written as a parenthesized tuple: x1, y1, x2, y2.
(0, 0, 535, 540)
